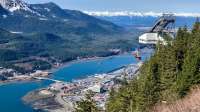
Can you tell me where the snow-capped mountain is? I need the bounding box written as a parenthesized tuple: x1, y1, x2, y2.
(0, 0, 33, 12)
(83, 11, 199, 28)
(84, 11, 162, 17)
(0, 0, 122, 36)
(84, 11, 200, 17)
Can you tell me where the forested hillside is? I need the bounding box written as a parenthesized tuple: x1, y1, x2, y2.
(106, 19, 200, 112)
(0, 28, 138, 73)
(0, 1, 141, 74)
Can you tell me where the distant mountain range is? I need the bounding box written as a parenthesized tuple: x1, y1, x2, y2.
(84, 11, 198, 28)
(84, 11, 200, 17)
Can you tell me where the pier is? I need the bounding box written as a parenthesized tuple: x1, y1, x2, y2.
(33, 77, 63, 83)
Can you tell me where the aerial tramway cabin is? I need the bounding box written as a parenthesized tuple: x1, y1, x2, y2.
(139, 14, 176, 45)
(133, 14, 176, 61)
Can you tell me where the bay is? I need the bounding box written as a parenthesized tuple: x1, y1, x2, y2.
(0, 51, 152, 112)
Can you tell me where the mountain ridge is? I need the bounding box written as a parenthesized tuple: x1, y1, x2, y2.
(0, 0, 138, 74)
(84, 11, 200, 17)
(0, 0, 34, 12)
(0, 0, 123, 35)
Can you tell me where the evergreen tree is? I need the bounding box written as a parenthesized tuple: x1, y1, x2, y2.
(75, 91, 98, 112)
(192, 17, 200, 34)
(106, 21, 200, 112)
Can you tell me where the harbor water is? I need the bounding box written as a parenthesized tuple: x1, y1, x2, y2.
(0, 51, 152, 112)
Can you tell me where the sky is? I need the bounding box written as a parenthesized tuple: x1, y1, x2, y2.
(25, 0, 200, 13)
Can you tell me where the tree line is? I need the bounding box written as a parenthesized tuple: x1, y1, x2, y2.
(76, 19, 200, 112)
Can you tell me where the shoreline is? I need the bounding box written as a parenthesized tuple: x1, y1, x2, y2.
(49, 56, 105, 73)
(23, 61, 144, 112)
(49, 52, 130, 73)
(0, 52, 129, 85)
(0, 77, 35, 86)
(0, 47, 152, 86)
(21, 47, 152, 112)
(0, 47, 152, 112)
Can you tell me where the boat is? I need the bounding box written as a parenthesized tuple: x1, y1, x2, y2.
(132, 48, 141, 61)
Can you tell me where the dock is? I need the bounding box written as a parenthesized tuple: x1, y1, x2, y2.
(33, 77, 63, 83)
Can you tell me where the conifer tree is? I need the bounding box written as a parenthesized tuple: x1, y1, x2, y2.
(192, 17, 200, 34)
(107, 21, 200, 112)
(75, 91, 98, 112)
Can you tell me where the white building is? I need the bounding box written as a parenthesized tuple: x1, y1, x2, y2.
(86, 84, 101, 93)
(139, 33, 166, 45)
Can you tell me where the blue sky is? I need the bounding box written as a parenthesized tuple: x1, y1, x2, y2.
(25, 0, 200, 13)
